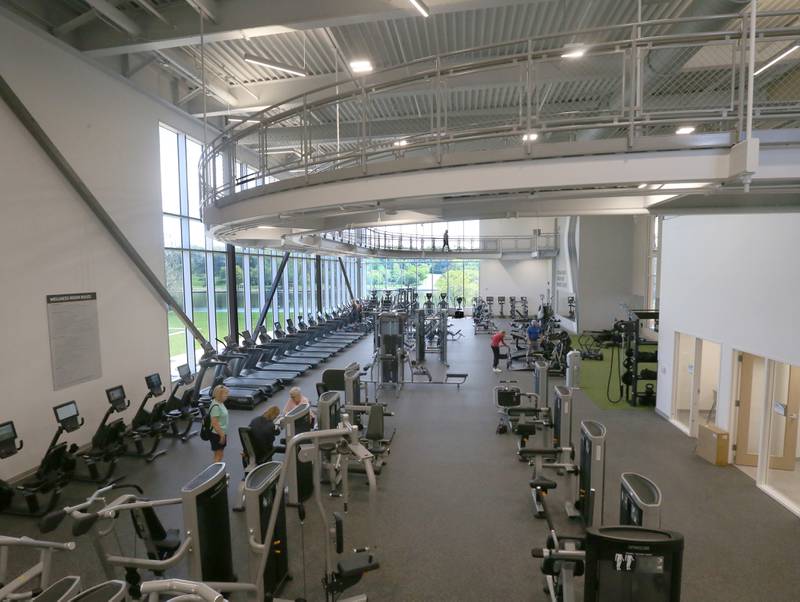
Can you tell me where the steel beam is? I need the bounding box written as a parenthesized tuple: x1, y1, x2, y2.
(77, 0, 545, 57)
(254, 251, 290, 334)
(0, 72, 213, 353)
(84, 0, 142, 36)
(226, 244, 239, 340)
(338, 257, 355, 301)
(314, 255, 323, 314)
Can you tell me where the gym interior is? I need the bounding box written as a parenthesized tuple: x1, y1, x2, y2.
(1, 0, 799, 600)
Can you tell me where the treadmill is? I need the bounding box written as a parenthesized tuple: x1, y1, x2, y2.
(232, 332, 302, 383)
(287, 318, 345, 352)
(255, 326, 319, 370)
(301, 315, 359, 345)
(194, 356, 268, 410)
(317, 311, 363, 342)
(214, 336, 284, 393)
(273, 323, 334, 361)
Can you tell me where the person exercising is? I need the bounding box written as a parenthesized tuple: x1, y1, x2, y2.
(208, 385, 230, 463)
(283, 386, 310, 414)
(490, 330, 507, 373)
(248, 406, 281, 464)
(526, 319, 541, 359)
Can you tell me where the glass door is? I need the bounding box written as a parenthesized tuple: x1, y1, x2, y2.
(673, 333, 697, 432)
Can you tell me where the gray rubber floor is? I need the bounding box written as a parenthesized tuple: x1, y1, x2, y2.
(2, 323, 800, 601)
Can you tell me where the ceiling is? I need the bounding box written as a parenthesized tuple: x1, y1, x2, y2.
(4, 0, 798, 123)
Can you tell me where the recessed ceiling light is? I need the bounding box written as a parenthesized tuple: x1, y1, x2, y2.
(522, 132, 539, 142)
(408, 0, 430, 17)
(243, 53, 307, 77)
(393, 139, 408, 147)
(350, 59, 373, 74)
(257, 226, 271, 229)
(754, 44, 799, 76)
(675, 126, 696, 135)
(638, 183, 648, 189)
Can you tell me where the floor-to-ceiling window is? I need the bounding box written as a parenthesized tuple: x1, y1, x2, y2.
(364, 257, 479, 306)
(158, 123, 359, 375)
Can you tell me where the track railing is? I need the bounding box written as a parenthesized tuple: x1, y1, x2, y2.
(200, 9, 800, 210)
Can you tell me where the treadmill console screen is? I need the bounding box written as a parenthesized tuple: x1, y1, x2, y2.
(145, 373, 162, 394)
(0, 421, 19, 458)
(0, 421, 16, 442)
(177, 364, 192, 384)
(54, 401, 79, 423)
(106, 386, 128, 411)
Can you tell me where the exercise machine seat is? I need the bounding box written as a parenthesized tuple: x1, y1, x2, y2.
(336, 552, 380, 578)
(132, 505, 181, 558)
(530, 475, 558, 492)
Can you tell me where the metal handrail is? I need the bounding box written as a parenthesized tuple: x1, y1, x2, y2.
(317, 227, 558, 254)
(200, 10, 800, 210)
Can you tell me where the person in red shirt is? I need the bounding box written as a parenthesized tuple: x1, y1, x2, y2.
(490, 330, 507, 372)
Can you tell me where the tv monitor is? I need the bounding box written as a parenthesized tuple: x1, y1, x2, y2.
(145, 373, 162, 394)
(54, 401, 79, 423)
(106, 385, 127, 411)
(584, 526, 684, 602)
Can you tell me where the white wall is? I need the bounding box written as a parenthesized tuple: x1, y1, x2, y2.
(576, 216, 636, 332)
(0, 13, 210, 477)
(479, 217, 554, 308)
(657, 214, 800, 439)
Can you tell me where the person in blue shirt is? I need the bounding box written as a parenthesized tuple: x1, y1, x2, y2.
(526, 320, 541, 359)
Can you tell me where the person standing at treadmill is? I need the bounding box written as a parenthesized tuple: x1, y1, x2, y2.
(208, 385, 230, 463)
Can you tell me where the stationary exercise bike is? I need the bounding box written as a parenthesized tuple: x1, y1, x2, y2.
(0, 403, 83, 517)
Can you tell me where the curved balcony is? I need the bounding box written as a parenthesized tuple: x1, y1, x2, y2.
(273, 227, 558, 259)
(200, 9, 800, 235)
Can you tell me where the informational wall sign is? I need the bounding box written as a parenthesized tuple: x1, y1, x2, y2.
(47, 293, 102, 390)
(555, 269, 568, 288)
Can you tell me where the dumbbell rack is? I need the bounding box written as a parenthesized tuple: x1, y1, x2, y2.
(626, 310, 659, 407)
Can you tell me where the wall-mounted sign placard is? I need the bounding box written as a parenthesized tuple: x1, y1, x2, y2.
(47, 292, 102, 390)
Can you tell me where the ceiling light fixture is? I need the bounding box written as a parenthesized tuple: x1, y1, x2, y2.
(675, 126, 696, 135)
(393, 139, 408, 147)
(660, 182, 711, 190)
(228, 117, 259, 124)
(408, 0, 430, 17)
(350, 59, 373, 74)
(522, 132, 539, 142)
(243, 53, 308, 77)
(561, 46, 586, 59)
(754, 44, 799, 76)
(638, 183, 648, 189)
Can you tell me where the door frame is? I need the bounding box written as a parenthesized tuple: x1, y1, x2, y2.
(734, 352, 761, 467)
(671, 333, 722, 438)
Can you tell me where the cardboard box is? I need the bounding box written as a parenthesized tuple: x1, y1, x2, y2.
(697, 423, 729, 466)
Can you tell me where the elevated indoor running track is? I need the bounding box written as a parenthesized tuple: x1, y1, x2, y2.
(269, 228, 557, 260)
(200, 10, 800, 244)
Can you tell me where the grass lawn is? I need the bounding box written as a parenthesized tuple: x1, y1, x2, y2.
(167, 309, 285, 357)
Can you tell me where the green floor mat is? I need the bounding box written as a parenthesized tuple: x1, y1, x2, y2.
(570, 336, 652, 411)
